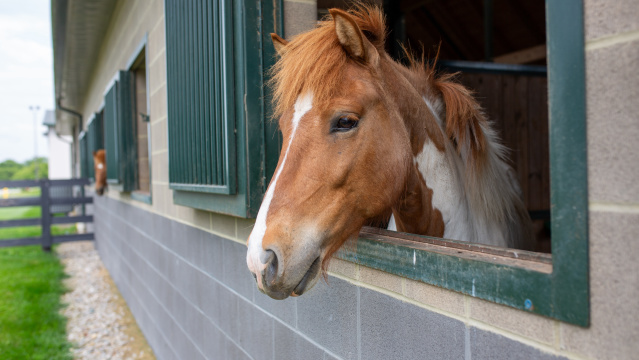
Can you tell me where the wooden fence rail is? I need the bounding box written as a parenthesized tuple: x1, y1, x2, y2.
(0, 178, 94, 251)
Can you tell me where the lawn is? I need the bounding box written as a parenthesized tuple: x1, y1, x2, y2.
(0, 246, 72, 359)
(0, 189, 73, 359)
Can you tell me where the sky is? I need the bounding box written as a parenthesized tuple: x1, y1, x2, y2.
(0, 0, 53, 163)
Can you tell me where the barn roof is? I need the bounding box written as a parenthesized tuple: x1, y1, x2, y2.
(51, 0, 117, 135)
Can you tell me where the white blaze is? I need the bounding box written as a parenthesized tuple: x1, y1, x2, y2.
(247, 93, 313, 286)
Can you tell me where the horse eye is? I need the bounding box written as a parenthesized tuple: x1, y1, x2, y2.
(333, 116, 359, 132)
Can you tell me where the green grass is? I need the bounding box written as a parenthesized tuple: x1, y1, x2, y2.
(0, 189, 73, 359)
(0, 246, 72, 359)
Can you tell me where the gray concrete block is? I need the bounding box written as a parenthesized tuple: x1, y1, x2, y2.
(201, 232, 224, 280)
(323, 352, 340, 360)
(155, 244, 172, 280)
(153, 212, 172, 247)
(169, 220, 188, 257)
(253, 286, 297, 327)
(134, 204, 155, 236)
(584, 0, 639, 40)
(586, 39, 639, 204)
(297, 277, 358, 360)
(176, 222, 203, 263)
(149, 325, 179, 360)
(222, 239, 254, 300)
(560, 211, 639, 359)
(225, 337, 252, 360)
(173, 257, 198, 301)
(165, 249, 181, 286)
(182, 301, 204, 347)
(360, 287, 465, 360)
(470, 327, 567, 360)
(178, 261, 207, 309)
(186, 228, 208, 271)
(273, 321, 325, 360)
(171, 316, 206, 360)
(237, 298, 274, 360)
(217, 285, 240, 340)
(196, 274, 221, 324)
(200, 317, 227, 360)
(171, 290, 190, 335)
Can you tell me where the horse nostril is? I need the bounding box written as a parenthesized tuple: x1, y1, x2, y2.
(262, 250, 278, 285)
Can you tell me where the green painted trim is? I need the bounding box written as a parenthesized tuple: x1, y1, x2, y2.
(79, 132, 89, 179)
(173, 190, 249, 218)
(117, 70, 137, 192)
(104, 83, 120, 184)
(169, 183, 232, 195)
(546, 0, 589, 326)
(337, 234, 554, 317)
(335, 0, 590, 327)
(131, 191, 152, 205)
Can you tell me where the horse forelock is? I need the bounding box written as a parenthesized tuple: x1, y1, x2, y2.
(269, 3, 386, 117)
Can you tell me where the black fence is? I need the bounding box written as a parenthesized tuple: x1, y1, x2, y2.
(0, 178, 94, 251)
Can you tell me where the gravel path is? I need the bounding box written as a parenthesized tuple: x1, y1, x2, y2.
(57, 241, 155, 360)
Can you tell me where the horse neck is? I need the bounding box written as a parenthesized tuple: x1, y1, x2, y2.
(382, 57, 534, 248)
(380, 58, 472, 240)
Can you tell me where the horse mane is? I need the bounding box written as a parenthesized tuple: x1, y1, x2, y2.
(269, 3, 386, 117)
(404, 52, 531, 246)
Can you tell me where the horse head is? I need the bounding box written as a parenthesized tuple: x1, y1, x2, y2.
(93, 150, 107, 196)
(247, 5, 533, 299)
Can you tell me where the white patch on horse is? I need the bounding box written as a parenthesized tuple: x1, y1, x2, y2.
(97, 163, 104, 170)
(387, 214, 397, 231)
(246, 93, 314, 286)
(415, 97, 509, 246)
(414, 138, 471, 242)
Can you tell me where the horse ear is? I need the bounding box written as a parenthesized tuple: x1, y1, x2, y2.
(92, 151, 97, 157)
(271, 33, 288, 56)
(329, 8, 372, 61)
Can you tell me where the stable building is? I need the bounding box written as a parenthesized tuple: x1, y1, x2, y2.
(51, 0, 638, 359)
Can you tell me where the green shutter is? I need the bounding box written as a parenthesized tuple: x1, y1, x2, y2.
(104, 83, 119, 183)
(79, 132, 88, 178)
(165, 0, 283, 217)
(103, 72, 137, 191)
(87, 112, 104, 180)
(166, 0, 236, 195)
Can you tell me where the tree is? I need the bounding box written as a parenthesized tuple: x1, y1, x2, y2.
(0, 160, 22, 181)
(4, 159, 49, 181)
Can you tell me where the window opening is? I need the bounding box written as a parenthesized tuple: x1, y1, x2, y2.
(318, 0, 551, 253)
(130, 51, 151, 195)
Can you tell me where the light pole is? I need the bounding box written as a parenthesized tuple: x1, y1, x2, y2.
(29, 105, 40, 180)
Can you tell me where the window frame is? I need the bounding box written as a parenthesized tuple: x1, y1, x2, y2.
(336, 0, 589, 326)
(126, 35, 153, 205)
(79, 131, 89, 179)
(86, 111, 104, 181)
(166, 0, 284, 218)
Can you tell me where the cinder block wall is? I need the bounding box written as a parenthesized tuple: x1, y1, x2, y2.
(87, 0, 639, 359)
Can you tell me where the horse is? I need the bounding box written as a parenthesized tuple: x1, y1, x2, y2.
(92, 150, 107, 196)
(246, 4, 534, 300)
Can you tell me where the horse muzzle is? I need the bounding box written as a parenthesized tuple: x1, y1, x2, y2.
(248, 245, 322, 300)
